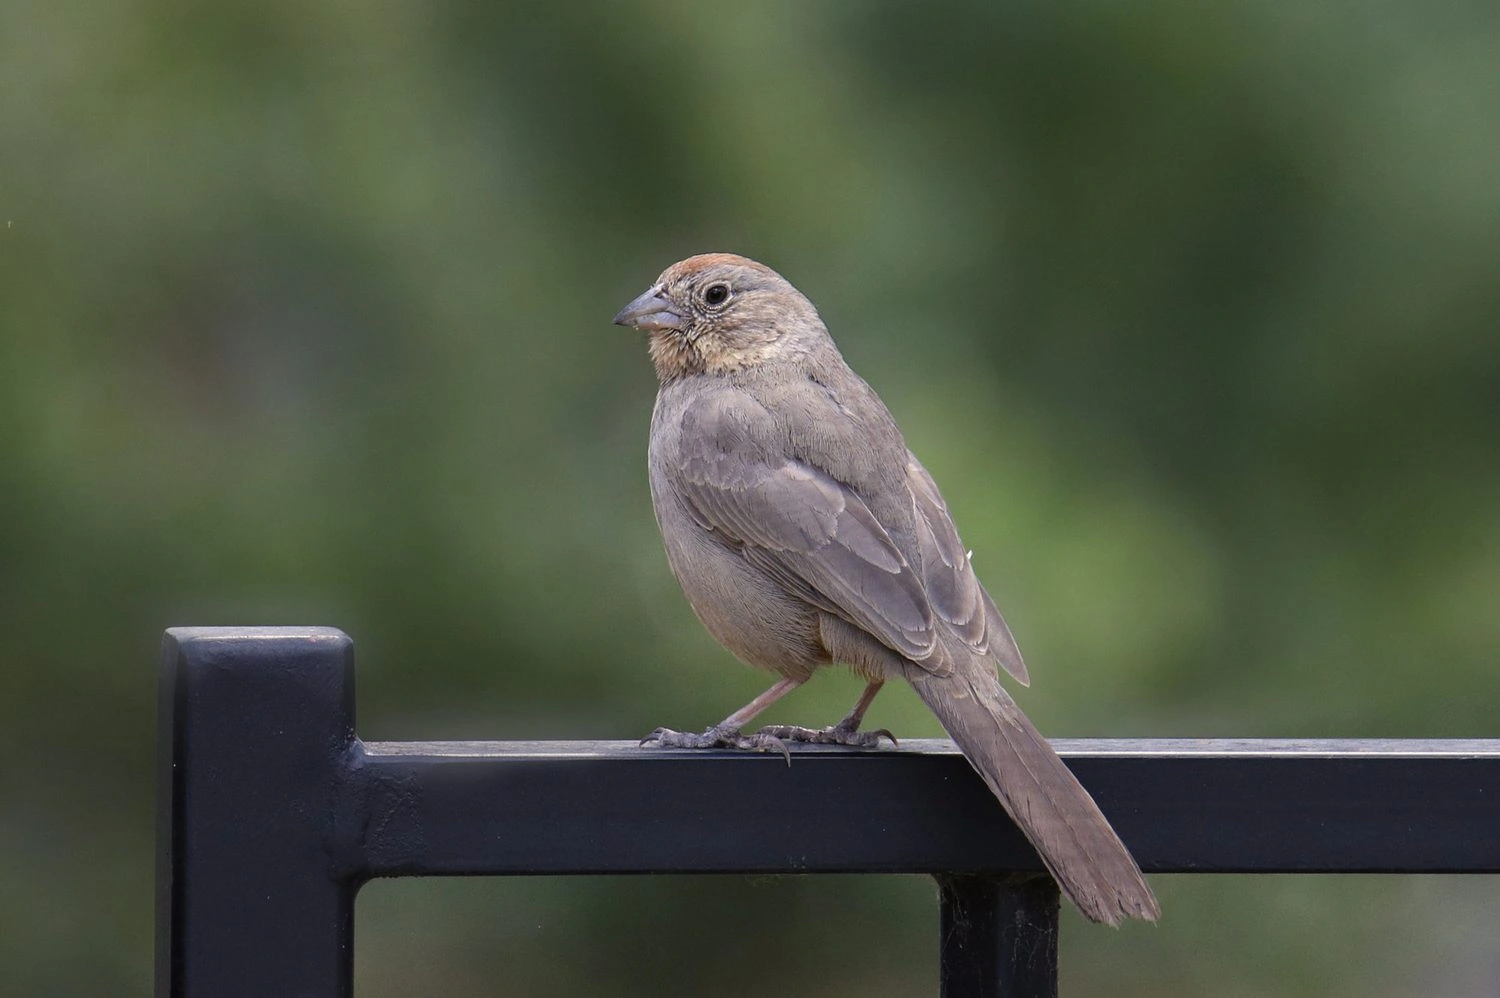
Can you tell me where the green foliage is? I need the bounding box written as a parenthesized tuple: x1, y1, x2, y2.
(2, 0, 1497, 993)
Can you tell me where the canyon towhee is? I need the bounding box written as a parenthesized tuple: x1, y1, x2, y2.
(614, 253, 1158, 925)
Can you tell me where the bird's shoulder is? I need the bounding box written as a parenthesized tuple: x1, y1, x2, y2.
(658, 359, 908, 491)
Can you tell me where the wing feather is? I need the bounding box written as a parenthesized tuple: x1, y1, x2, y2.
(672, 388, 1024, 682)
(907, 457, 1029, 685)
(676, 393, 937, 664)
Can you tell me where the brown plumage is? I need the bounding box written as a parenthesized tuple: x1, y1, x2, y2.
(613, 252, 1159, 925)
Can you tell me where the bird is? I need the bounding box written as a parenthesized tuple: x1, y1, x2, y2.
(612, 252, 1159, 926)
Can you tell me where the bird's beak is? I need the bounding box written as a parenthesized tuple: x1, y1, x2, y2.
(612, 285, 684, 331)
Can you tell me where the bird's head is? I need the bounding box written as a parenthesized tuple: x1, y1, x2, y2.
(613, 253, 826, 380)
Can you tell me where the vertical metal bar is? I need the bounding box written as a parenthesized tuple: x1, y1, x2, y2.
(936, 874, 1060, 998)
(156, 627, 358, 998)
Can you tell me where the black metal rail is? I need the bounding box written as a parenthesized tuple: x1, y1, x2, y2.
(155, 627, 1500, 997)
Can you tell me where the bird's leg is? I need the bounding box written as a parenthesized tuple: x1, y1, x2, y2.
(756, 679, 896, 748)
(640, 677, 804, 762)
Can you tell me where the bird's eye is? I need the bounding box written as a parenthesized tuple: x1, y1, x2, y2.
(703, 283, 730, 306)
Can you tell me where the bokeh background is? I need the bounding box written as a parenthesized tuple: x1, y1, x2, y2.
(4, 0, 1499, 994)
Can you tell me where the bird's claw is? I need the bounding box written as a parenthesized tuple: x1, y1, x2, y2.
(754, 721, 897, 748)
(640, 724, 792, 765)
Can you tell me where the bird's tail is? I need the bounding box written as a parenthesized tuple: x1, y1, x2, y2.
(906, 665, 1159, 925)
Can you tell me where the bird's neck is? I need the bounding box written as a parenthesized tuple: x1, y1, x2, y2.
(648, 330, 706, 382)
(649, 330, 817, 383)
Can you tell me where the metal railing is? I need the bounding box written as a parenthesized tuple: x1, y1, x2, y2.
(155, 627, 1500, 997)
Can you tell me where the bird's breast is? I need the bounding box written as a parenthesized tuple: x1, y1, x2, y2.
(647, 390, 825, 674)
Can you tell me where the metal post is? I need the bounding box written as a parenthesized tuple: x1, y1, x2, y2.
(936, 874, 1059, 998)
(156, 627, 358, 998)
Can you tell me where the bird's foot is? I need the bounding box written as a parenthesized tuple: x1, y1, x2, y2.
(754, 720, 896, 749)
(640, 724, 791, 764)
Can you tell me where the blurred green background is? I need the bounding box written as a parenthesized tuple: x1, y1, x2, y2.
(4, 0, 1499, 994)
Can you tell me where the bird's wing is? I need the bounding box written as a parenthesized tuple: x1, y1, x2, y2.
(674, 391, 941, 667)
(906, 457, 1029, 685)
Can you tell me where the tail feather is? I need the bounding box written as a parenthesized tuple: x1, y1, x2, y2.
(907, 665, 1159, 925)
